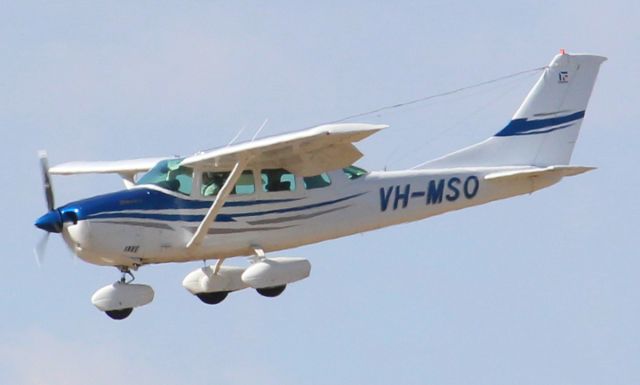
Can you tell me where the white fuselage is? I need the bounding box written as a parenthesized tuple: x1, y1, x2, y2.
(62, 166, 560, 268)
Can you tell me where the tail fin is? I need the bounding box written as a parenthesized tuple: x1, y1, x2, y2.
(420, 52, 606, 168)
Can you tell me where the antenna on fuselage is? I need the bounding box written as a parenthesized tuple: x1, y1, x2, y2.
(226, 124, 247, 147)
(251, 118, 269, 141)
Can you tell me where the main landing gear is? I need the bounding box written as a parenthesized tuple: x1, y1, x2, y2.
(182, 250, 311, 305)
(91, 250, 312, 320)
(91, 266, 154, 320)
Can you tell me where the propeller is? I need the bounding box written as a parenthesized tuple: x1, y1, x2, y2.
(34, 151, 59, 265)
(34, 233, 49, 267)
(39, 150, 55, 211)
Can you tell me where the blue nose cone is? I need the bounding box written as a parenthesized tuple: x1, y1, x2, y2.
(35, 210, 63, 233)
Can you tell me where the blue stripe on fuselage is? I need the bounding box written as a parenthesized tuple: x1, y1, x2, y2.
(61, 188, 364, 224)
(495, 110, 585, 137)
(60, 188, 301, 221)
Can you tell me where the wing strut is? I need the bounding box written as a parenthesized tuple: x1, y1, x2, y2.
(186, 158, 249, 251)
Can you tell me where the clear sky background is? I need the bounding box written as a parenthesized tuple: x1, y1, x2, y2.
(1, 1, 638, 384)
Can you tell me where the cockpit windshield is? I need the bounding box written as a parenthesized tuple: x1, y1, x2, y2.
(137, 158, 193, 195)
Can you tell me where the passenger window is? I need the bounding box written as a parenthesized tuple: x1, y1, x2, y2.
(201, 170, 255, 197)
(234, 171, 255, 195)
(303, 173, 331, 190)
(261, 169, 296, 192)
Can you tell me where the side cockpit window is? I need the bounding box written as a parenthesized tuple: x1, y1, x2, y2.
(303, 173, 331, 190)
(137, 159, 193, 195)
(342, 165, 368, 180)
(262, 168, 296, 192)
(201, 170, 255, 197)
(201, 171, 227, 197)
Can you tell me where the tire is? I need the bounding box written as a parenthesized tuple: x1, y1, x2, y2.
(196, 291, 229, 305)
(256, 285, 286, 297)
(105, 308, 133, 320)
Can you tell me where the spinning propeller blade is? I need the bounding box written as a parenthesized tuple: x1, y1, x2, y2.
(38, 151, 55, 211)
(34, 151, 61, 265)
(34, 233, 49, 267)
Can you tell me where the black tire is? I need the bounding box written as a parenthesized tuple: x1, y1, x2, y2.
(105, 308, 133, 320)
(256, 285, 286, 297)
(196, 291, 229, 305)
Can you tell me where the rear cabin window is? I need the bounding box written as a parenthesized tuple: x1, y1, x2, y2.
(303, 173, 331, 189)
(261, 169, 296, 192)
(342, 165, 368, 180)
(201, 170, 255, 197)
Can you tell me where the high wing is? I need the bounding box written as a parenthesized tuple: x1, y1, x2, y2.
(44, 122, 385, 191)
(180, 123, 387, 175)
(50, 157, 168, 188)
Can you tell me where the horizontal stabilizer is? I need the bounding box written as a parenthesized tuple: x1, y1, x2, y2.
(484, 165, 596, 181)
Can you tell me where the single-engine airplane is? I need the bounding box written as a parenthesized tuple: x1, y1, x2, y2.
(35, 52, 605, 320)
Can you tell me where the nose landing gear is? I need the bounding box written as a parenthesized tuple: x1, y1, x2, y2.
(91, 266, 154, 320)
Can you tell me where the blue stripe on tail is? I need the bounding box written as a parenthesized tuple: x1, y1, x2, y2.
(495, 110, 585, 137)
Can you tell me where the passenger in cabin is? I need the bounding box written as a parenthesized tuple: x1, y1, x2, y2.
(263, 169, 291, 192)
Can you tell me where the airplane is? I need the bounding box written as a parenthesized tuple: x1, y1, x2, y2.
(34, 51, 606, 320)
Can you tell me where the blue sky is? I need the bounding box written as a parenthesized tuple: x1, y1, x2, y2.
(1, 1, 639, 384)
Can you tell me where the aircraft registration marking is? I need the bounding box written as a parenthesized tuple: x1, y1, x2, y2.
(379, 176, 479, 211)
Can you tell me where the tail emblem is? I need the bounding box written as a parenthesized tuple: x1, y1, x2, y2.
(559, 71, 569, 83)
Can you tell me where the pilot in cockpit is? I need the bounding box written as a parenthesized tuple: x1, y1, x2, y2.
(201, 172, 227, 197)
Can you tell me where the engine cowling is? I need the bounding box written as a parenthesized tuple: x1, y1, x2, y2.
(241, 257, 311, 289)
(91, 282, 154, 312)
(182, 265, 248, 295)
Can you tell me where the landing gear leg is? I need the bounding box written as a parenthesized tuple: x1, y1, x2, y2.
(118, 266, 135, 283)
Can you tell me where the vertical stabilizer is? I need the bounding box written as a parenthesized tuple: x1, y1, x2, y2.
(420, 52, 606, 168)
